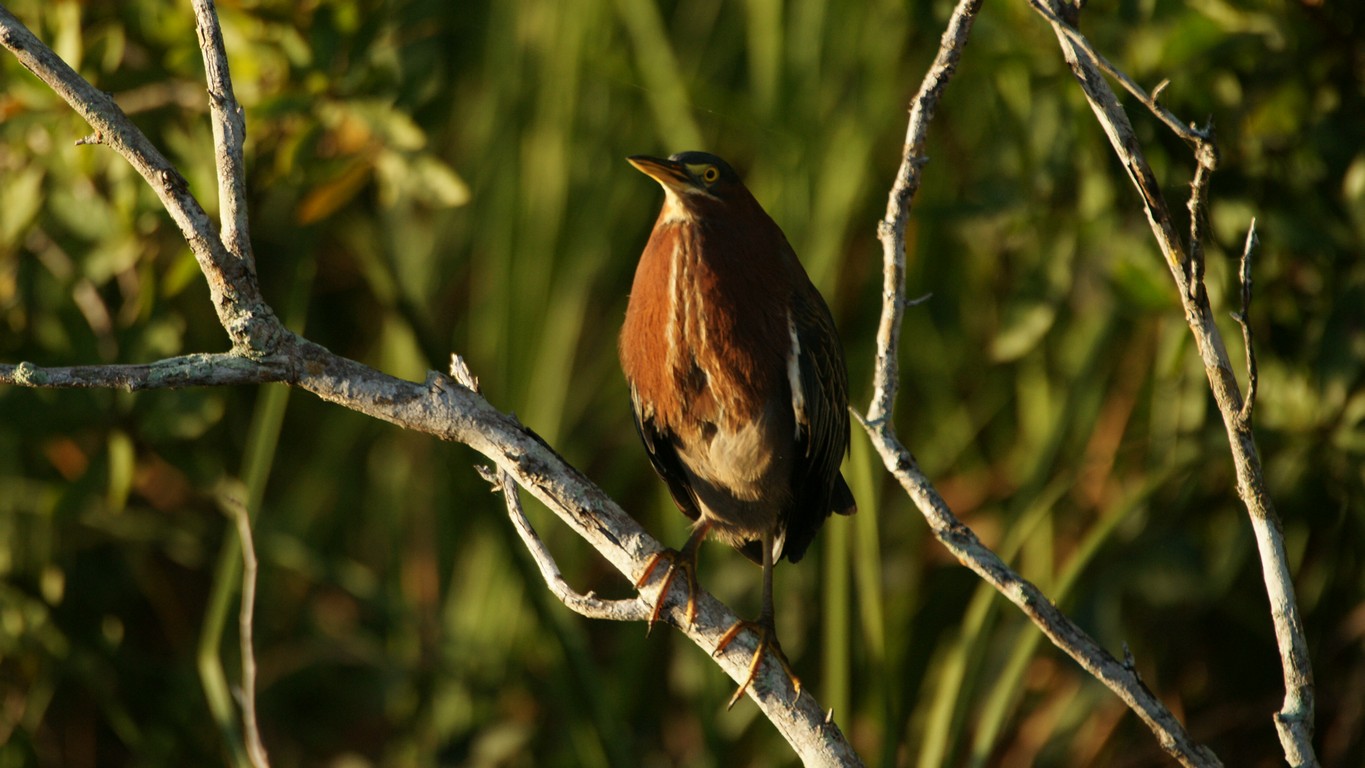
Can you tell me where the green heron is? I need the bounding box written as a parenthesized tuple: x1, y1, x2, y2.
(620, 151, 856, 707)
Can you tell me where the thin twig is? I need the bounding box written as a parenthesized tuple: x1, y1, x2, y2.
(482, 465, 650, 622)
(1026, 0, 1210, 147)
(867, 0, 983, 426)
(854, 416, 1223, 767)
(1186, 131, 1217, 302)
(228, 499, 270, 768)
(191, 0, 255, 269)
(1233, 219, 1259, 425)
(454, 355, 651, 623)
(1151, 78, 1170, 105)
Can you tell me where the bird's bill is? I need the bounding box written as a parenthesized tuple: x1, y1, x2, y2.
(627, 155, 692, 191)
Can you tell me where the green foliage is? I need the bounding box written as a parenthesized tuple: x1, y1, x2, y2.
(2, 0, 1362, 766)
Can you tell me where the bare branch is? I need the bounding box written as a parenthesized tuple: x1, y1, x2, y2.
(1233, 220, 1259, 425)
(1027, 2, 1318, 764)
(191, 0, 255, 267)
(454, 355, 650, 623)
(330, 360, 864, 763)
(0, 354, 289, 390)
(228, 499, 270, 768)
(0, 5, 279, 354)
(858, 416, 1222, 766)
(867, 0, 982, 426)
(1026, 0, 1210, 147)
(482, 465, 651, 623)
(1186, 130, 1217, 302)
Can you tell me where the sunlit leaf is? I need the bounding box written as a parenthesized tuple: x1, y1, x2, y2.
(105, 430, 134, 514)
(0, 165, 44, 245)
(295, 160, 372, 224)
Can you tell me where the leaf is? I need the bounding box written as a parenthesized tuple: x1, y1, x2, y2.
(106, 430, 135, 514)
(374, 149, 470, 209)
(989, 302, 1056, 362)
(295, 160, 372, 224)
(0, 165, 43, 245)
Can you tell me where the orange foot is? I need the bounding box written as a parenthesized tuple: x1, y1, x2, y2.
(634, 548, 698, 633)
(712, 619, 801, 709)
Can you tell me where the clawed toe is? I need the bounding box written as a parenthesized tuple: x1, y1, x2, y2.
(635, 549, 698, 633)
(712, 619, 801, 709)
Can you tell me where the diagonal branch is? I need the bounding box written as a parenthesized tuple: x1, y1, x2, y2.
(858, 419, 1222, 766)
(486, 463, 652, 623)
(1032, 1, 1210, 147)
(285, 345, 868, 765)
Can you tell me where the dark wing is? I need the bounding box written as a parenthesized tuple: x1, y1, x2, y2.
(627, 385, 703, 524)
(779, 282, 856, 564)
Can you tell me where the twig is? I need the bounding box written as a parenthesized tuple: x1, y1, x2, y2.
(1151, 78, 1170, 105)
(453, 355, 650, 624)
(1233, 220, 1259, 425)
(1185, 130, 1217, 302)
(867, 0, 982, 427)
(1026, 0, 1210, 147)
(191, 0, 255, 268)
(482, 465, 650, 623)
(228, 499, 270, 768)
(1027, 1, 1318, 765)
(855, 413, 1223, 767)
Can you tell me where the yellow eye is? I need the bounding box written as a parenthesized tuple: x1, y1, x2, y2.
(702, 166, 719, 183)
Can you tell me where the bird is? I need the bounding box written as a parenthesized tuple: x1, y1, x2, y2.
(619, 151, 856, 707)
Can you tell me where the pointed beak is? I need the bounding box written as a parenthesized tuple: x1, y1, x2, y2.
(628, 155, 691, 192)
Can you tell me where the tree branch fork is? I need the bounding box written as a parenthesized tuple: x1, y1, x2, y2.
(0, 1, 1318, 766)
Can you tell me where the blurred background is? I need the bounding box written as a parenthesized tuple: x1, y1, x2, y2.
(1, 0, 1361, 766)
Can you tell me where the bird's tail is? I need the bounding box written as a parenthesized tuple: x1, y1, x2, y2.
(831, 473, 857, 516)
